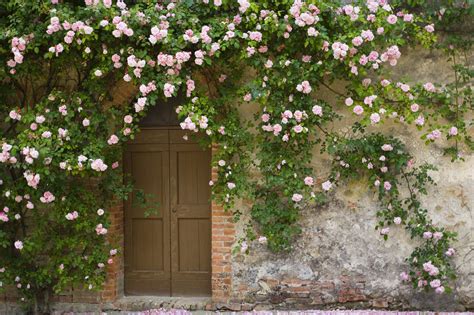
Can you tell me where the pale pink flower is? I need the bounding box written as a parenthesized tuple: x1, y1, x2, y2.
(383, 181, 391, 191)
(322, 180, 332, 191)
(292, 193, 303, 202)
(427, 129, 441, 140)
(352, 36, 363, 47)
(445, 248, 455, 256)
(387, 14, 398, 24)
(423, 261, 439, 276)
(249, 31, 262, 42)
(307, 27, 319, 37)
(124, 115, 133, 124)
(370, 113, 381, 124)
(0, 212, 8, 222)
(9, 110, 21, 121)
(381, 144, 393, 151)
(273, 124, 282, 136)
(293, 125, 303, 133)
(95, 223, 108, 235)
(14, 240, 23, 250)
(425, 24, 435, 33)
(40, 191, 56, 203)
(163, 83, 175, 98)
(312, 105, 322, 116)
(400, 272, 409, 281)
(394, 217, 402, 225)
(258, 236, 267, 244)
(415, 115, 425, 126)
(304, 176, 314, 186)
(449, 126, 458, 136)
(296, 81, 312, 94)
(423, 82, 436, 92)
(91, 159, 108, 172)
(107, 135, 119, 145)
(353, 105, 364, 115)
(410, 103, 419, 112)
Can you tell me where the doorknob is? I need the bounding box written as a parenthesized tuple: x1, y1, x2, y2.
(172, 207, 177, 213)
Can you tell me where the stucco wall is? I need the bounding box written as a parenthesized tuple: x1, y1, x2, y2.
(229, 47, 474, 311)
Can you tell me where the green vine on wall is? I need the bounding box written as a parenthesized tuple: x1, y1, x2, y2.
(326, 133, 457, 293)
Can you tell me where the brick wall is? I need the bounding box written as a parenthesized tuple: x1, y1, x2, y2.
(101, 200, 124, 302)
(210, 145, 234, 303)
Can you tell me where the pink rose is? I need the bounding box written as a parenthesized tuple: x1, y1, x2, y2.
(387, 15, 398, 24)
(14, 240, 23, 250)
(322, 180, 332, 191)
(304, 176, 314, 186)
(353, 105, 364, 115)
(292, 193, 303, 202)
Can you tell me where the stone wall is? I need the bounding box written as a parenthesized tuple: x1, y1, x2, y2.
(1, 47, 472, 313)
(227, 47, 474, 311)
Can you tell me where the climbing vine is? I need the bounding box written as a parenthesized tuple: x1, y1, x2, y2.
(326, 133, 457, 293)
(0, 0, 472, 312)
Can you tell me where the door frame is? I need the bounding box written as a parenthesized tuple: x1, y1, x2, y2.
(106, 127, 234, 302)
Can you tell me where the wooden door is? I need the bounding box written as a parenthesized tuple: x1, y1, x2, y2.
(124, 129, 211, 296)
(170, 130, 212, 296)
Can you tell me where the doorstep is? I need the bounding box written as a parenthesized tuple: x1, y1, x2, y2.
(108, 296, 212, 312)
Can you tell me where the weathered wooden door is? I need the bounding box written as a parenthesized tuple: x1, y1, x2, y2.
(124, 129, 211, 296)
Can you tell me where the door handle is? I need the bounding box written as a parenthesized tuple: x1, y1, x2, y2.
(172, 207, 177, 213)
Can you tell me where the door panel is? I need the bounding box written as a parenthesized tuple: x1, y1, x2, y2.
(170, 143, 212, 296)
(124, 129, 211, 297)
(124, 140, 171, 296)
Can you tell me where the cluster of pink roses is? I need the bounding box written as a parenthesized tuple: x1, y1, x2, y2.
(149, 23, 169, 44)
(65, 211, 79, 221)
(7, 36, 29, 74)
(23, 171, 40, 189)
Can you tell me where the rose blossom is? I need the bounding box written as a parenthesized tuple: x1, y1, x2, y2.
(400, 272, 409, 281)
(14, 240, 23, 250)
(304, 176, 314, 186)
(353, 105, 364, 115)
(296, 80, 312, 94)
(322, 180, 332, 191)
(292, 193, 303, 202)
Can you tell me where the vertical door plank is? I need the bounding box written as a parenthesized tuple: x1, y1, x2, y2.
(124, 130, 171, 296)
(170, 143, 212, 297)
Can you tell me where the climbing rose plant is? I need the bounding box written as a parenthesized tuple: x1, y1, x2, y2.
(0, 0, 472, 311)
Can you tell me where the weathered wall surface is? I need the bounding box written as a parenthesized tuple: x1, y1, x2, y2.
(229, 47, 474, 311)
